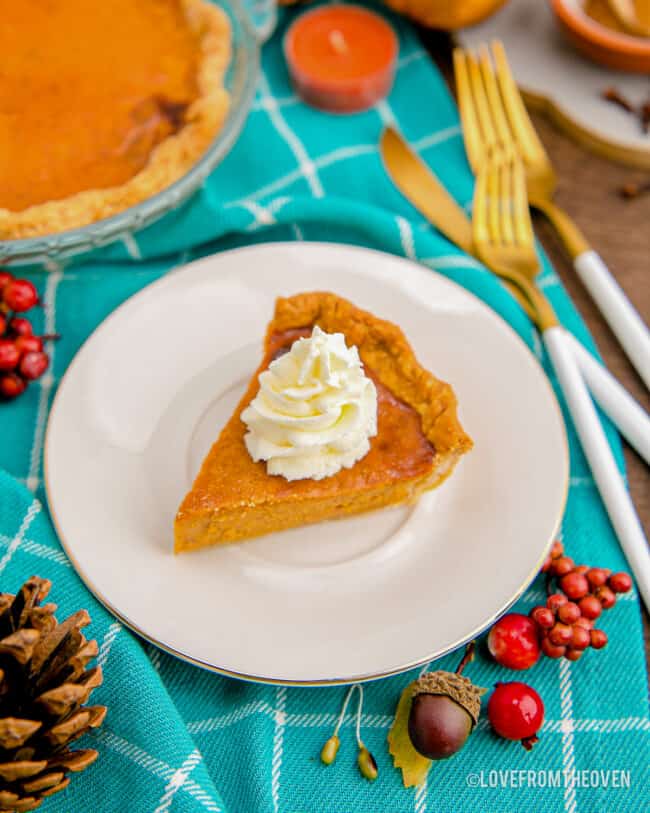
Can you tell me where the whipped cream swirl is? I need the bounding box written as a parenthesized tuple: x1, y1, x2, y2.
(241, 326, 378, 481)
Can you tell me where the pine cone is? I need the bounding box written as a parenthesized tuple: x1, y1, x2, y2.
(0, 577, 106, 812)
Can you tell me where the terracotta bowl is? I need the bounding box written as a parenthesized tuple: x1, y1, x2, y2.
(550, 0, 650, 73)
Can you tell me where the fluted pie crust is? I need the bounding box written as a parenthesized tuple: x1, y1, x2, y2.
(0, 0, 230, 239)
(174, 292, 473, 553)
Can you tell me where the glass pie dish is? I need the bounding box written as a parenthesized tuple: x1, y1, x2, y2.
(0, 0, 259, 267)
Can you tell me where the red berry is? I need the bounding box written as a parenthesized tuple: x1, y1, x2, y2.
(9, 317, 33, 337)
(578, 595, 602, 620)
(0, 373, 26, 400)
(589, 629, 608, 650)
(487, 682, 544, 749)
(559, 572, 590, 600)
(546, 593, 568, 612)
(541, 637, 566, 659)
(0, 314, 6, 335)
(552, 556, 574, 576)
(573, 565, 589, 575)
(574, 616, 593, 630)
(487, 613, 541, 670)
(550, 540, 564, 558)
(557, 602, 581, 624)
(0, 339, 20, 371)
(548, 623, 572, 646)
(530, 606, 555, 629)
(569, 625, 590, 650)
(0, 271, 12, 293)
(595, 585, 616, 609)
(608, 572, 632, 594)
(564, 648, 583, 662)
(542, 541, 564, 571)
(586, 568, 608, 588)
(14, 335, 43, 355)
(19, 351, 49, 381)
(2, 279, 38, 312)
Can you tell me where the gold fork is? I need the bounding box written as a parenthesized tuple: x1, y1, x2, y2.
(454, 41, 650, 390)
(474, 152, 650, 611)
(472, 153, 557, 331)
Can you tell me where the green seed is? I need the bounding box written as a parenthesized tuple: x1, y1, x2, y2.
(320, 735, 340, 765)
(357, 745, 378, 781)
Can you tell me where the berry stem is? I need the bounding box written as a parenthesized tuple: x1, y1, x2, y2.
(354, 684, 365, 747)
(455, 641, 475, 676)
(332, 684, 360, 738)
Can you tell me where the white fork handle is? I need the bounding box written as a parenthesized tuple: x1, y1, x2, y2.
(564, 332, 650, 466)
(574, 250, 650, 390)
(544, 327, 650, 612)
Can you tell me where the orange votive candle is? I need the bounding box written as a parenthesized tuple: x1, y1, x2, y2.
(284, 4, 399, 114)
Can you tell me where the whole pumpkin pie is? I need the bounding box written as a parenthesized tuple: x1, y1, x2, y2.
(174, 292, 473, 553)
(0, 0, 230, 239)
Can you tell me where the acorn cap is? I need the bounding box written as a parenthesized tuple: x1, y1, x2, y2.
(413, 671, 486, 728)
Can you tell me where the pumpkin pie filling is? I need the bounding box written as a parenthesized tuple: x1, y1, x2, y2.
(0, 0, 231, 238)
(174, 292, 472, 552)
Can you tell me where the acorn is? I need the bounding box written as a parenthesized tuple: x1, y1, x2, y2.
(388, 643, 485, 786)
(407, 670, 484, 760)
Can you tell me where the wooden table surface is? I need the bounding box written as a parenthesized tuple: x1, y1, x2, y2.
(422, 30, 650, 662)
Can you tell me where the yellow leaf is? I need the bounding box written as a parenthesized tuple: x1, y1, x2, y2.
(387, 681, 431, 788)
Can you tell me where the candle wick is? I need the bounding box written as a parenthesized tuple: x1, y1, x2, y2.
(329, 29, 348, 55)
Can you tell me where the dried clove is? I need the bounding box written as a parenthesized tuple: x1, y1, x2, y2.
(602, 86, 636, 114)
(619, 180, 650, 199)
(602, 87, 650, 135)
(641, 99, 650, 134)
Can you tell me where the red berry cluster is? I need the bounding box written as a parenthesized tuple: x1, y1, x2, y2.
(0, 271, 53, 400)
(530, 541, 632, 662)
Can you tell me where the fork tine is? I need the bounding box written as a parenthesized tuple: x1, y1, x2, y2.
(473, 165, 489, 246)
(509, 155, 536, 249)
(478, 46, 513, 155)
(453, 49, 485, 173)
(487, 161, 502, 246)
(491, 40, 549, 167)
(498, 160, 515, 246)
(466, 51, 500, 159)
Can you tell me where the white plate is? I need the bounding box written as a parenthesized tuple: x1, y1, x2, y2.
(460, 0, 650, 168)
(44, 243, 568, 685)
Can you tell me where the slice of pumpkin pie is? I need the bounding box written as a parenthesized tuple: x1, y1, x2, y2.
(174, 292, 472, 552)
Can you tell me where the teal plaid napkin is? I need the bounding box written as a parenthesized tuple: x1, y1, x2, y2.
(1, 3, 648, 811)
